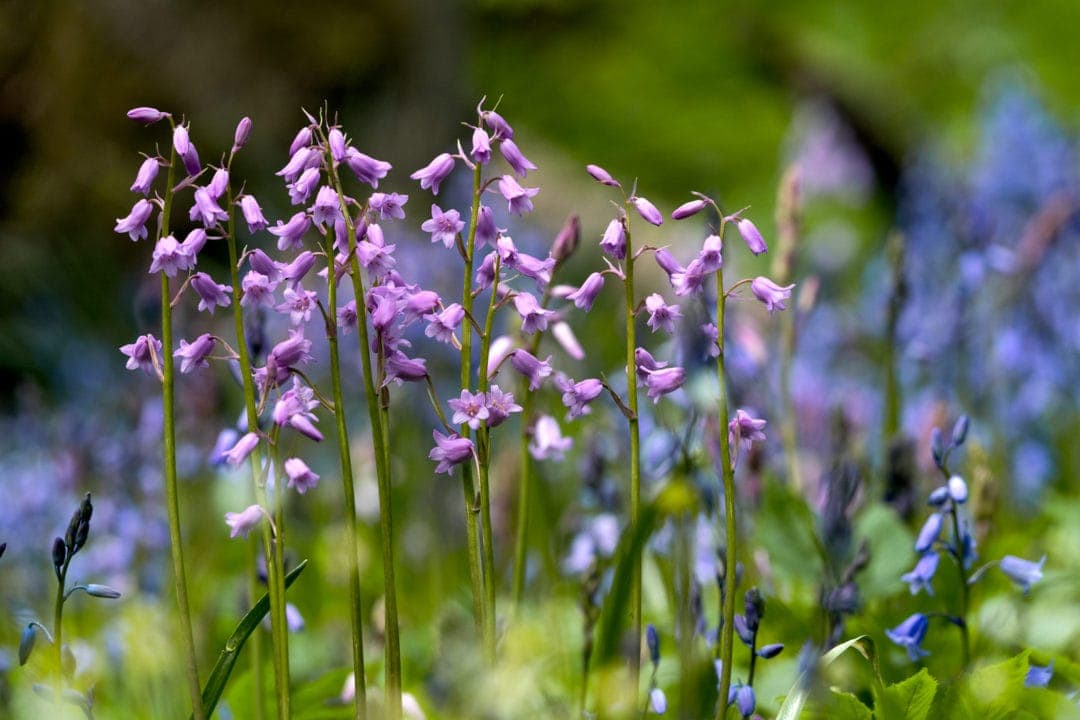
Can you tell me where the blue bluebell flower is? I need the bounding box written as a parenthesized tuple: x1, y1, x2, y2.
(886, 613, 930, 661)
(1025, 659, 1054, 688)
(914, 513, 943, 553)
(901, 552, 940, 596)
(1000, 555, 1045, 593)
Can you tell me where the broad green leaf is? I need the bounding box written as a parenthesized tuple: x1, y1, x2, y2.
(854, 504, 914, 600)
(805, 690, 872, 720)
(754, 482, 824, 584)
(776, 635, 881, 720)
(874, 667, 936, 720)
(191, 559, 308, 720)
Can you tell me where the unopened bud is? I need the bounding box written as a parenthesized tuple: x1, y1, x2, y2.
(930, 427, 945, 468)
(646, 623, 660, 667)
(52, 537, 67, 576)
(757, 643, 785, 659)
(951, 415, 970, 448)
(551, 214, 580, 263)
(85, 584, 122, 599)
(19, 624, 37, 665)
(744, 588, 765, 629)
(733, 614, 754, 646)
(232, 116, 252, 153)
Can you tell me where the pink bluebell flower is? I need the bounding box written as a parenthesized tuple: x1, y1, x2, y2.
(337, 301, 358, 335)
(672, 259, 706, 297)
(240, 271, 275, 308)
(634, 347, 669, 384)
(497, 174, 540, 215)
(281, 251, 317, 287)
(450, 389, 490, 430)
(429, 431, 474, 474)
(410, 153, 455, 195)
(750, 276, 795, 313)
(383, 352, 428, 386)
(288, 127, 312, 158)
(284, 458, 320, 494)
(481, 108, 514, 139)
(130, 157, 159, 195)
(644, 293, 682, 333)
(277, 146, 315, 182)
(368, 192, 409, 221)
(114, 198, 154, 241)
(180, 227, 207, 258)
(421, 204, 465, 248)
(474, 204, 500, 247)
(474, 251, 497, 290)
(174, 333, 216, 374)
(120, 334, 162, 376)
(499, 138, 537, 178)
(328, 128, 348, 163)
(654, 248, 684, 282)
(225, 504, 265, 538)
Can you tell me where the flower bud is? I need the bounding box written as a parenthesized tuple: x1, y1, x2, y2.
(757, 643, 785, 659)
(744, 588, 765, 629)
(947, 475, 968, 504)
(232, 116, 252, 153)
(52, 537, 67, 576)
(551, 214, 580, 263)
(672, 198, 707, 220)
(650, 687, 667, 714)
(951, 415, 970, 447)
(585, 164, 620, 188)
(631, 196, 663, 226)
(928, 486, 949, 506)
(646, 623, 660, 667)
(85, 584, 122, 599)
(19, 624, 36, 666)
(736, 218, 768, 255)
(126, 106, 168, 124)
(733, 614, 755, 646)
(930, 427, 945, 467)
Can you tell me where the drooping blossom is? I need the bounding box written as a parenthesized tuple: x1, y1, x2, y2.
(736, 218, 768, 255)
(555, 376, 604, 419)
(529, 415, 572, 460)
(471, 127, 492, 165)
(999, 555, 1046, 593)
(268, 211, 312, 251)
(276, 283, 318, 325)
(190, 272, 232, 314)
(114, 198, 154, 241)
(750, 276, 795, 313)
(207, 168, 229, 200)
(225, 504, 265, 538)
(368, 192, 409, 221)
(551, 321, 585, 360)
(311, 185, 343, 227)
(474, 204, 500, 247)
(671, 259, 706, 296)
(421, 204, 465, 248)
(277, 146, 315, 182)
(600, 217, 626, 259)
(728, 684, 756, 718)
(288, 166, 321, 205)
(240, 271, 275, 308)
(643, 366, 686, 403)
(474, 251, 497, 290)
(424, 303, 465, 344)
(120, 334, 162, 376)
(567, 272, 604, 312)
(287, 127, 312, 158)
(281, 251, 317, 287)
(344, 148, 392, 188)
(914, 513, 943, 553)
(654, 248, 684, 281)
(174, 333, 216, 374)
(337, 300, 358, 334)
(702, 323, 720, 358)
(126, 106, 168, 124)
(497, 174, 540, 215)
(410, 153, 455, 195)
(232, 116, 252, 154)
(272, 377, 319, 427)
(728, 409, 767, 453)
(499, 138, 537, 177)
(148, 234, 195, 277)
(901, 552, 940, 595)
(698, 234, 723, 273)
(284, 458, 320, 494)
(644, 293, 682, 333)
(130, 157, 159, 195)
(449, 390, 489, 430)
(180, 227, 207, 257)
(514, 292, 556, 334)
(585, 164, 620, 187)
(510, 350, 553, 390)
(264, 331, 312, 384)
(383, 352, 428, 386)
(886, 613, 930, 661)
(356, 224, 397, 279)
(234, 194, 267, 234)
(481, 108, 514, 139)
(484, 385, 522, 427)
(327, 128, 348, 163)
(188, 185, 229, 227)
(947, 475, 968, 503)
(429, 431, 474, 474)
(631, 195, 663, 226)
(672, 198, 708, 220)
(223, 433, 260, 468)
(634, 347, 669, 384)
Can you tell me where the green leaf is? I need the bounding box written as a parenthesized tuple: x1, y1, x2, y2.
(874, 667, 936, 720)
(854, 504, 914, 601)
(776, 635, 882, 720)
(754, 482, 824, 585)
(191, 559, 308, 720)
(805, 690, 872, 720)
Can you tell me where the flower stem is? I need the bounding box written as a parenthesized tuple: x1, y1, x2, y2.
(268, 431, 291, 717)
(477, 263, 501, 659)
(159, 139, 206, 720)
(511, 388, 534, 608)
(623, 220, 642, 683)
(53, 556, 69, 696)
(948, 504, 971, 669)
(714, 258, 738, 720)
(225, 180, 288, 720)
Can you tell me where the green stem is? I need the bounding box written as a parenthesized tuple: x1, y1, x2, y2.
(375, 340, 402, 720)
(268, 431, 291, 717)
(511, 388, 534, 608)
(248, 535, 266, 720)
(623, 219, 642, 683)
(476, 265, 500, 660)
(948, 504, 971, 669)
(715, 259, 738, 720)
(224, 179, 287, 720)
(159, 138, 206, 720)
(53, 558, 69, 696)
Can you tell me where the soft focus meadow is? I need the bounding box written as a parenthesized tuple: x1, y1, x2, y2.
(3, 3, 1080, 719)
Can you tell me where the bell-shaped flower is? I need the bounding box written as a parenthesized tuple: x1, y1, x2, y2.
(174, 333, 216, 374)
(449, 389, 489, 430)
(529, 415, 572, 460)
(410, 152, 455, 195)
(644, 293, 682, 333)
(120, 334, 162, 376)
(429, 431, 474, 474)
(497, 174, 540, 215)
(999, 555, 1045, 593)
(750, 276, 795, 313)
(114, 198, 155, 241)
(224, 504, 265, 538)
(421, 204, 465, 248)
(736, 218, 768, 255)
(130, 157, 160, 195)
(369, 192, 409, 221)
(510, 349, 553, 390)
(886, 613, 930, 661)
(499, 138, 537, 178)
(284, 458, 320, 494)
(344, 148, 392, 188)
(631, 195, 663, 226)
(484, 385, 522, 427)
(901, 552, 940, 596)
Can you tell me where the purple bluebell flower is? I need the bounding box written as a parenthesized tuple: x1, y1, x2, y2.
(497, 174, 541, 215)
(267, 331, 313, 378)
(273, 378, 319, 427)
(600, 217, 626, 259)
(644, 293, 682, 333)
(486, 336, 515, 377)
(370, 290, 398, 331)
(383, 352, 428, 386)
(698, 234, 723, 273)
(672, 198, 708, 220)
(357, 225, 397, 279)
(241, 271, 276, 308)
(914, 513, 943, 553)
(556, 376, 603, 419)
(276, 283, 318, 325)
(268, 211, 312, 251)
(484, 385, 522, 427)
(174, 333, 216, 374)
(130, 157, 159, 195)
(288, 166, 321, 205)
(510, 349, 553, 390)
(928, 486, 949, 506)
(288, 127, 313, 158)
(948, 475, 968, 503)
(127, 106, 168, 124)
(567, 272, 604, 311)
(901, 552, 940, 595)
(643, 366, 686, 403)
(728, 684, 755, 718)
(529, 415, 572, 460)
(499, 138, 537, 178)
(189, 186, 228, 227)
(728, 409, 767, 453)
(120, 334, 162, 376)
(631, 195, 663, 226)
(424, 303, 465, 344)
(551, 213, 581, 263)
(180, 227, 207, 257)
(552, 321, 585, 360)
(402, 290, 440, 322)
(287, 414, 324, 442)
(650, 688, 666, 714)
(344, 148, 392, 188)
(751, 276, 795, 313)
(672, 259, 707, 296)
(224, 504, 264, 538)
(654, 248, 684, 280)
(410, 152, 455, 195)
(886, 613, 930, 661)
(237, 194, 268, 234)
(471, 127, 492, 165)
(284, 458, 320, 494)
(277, 146, 315, 182)
(173, 124, 191, 157)
(634, 347, 669, 384)
(450, 390, 490, 430)
(474, 204, 500, 247)
(758, 643, 785, 659)
(210, 428, 240, 467)
(338, 300, 358, 335)
(585, 164, 620, 187)
(474, 251, 498, 290)
(181, 142, 202, 177)
(207, 168, 230, 200)
(190, 273, 232, 313)
(702, 323, 720, 358)
(328, 128, 348, 163)
(514, 292, 556, 334)
(232, 116, 252, 154)
(736, 218, 768, 255)
(481, 108, 514, 139)
(429, 431, 474, 474)
(368, 192, 409, 221)
(114, 198, 154, 241)
(1025, 660, 1054, 688)
(999, 555, 1045, 593)
(421, 204, 465, 248)
(281, 251, 317, 287)
(149, 234, 195, 276)
(312, 185, 342, 227)
(223, 433, 260, 468)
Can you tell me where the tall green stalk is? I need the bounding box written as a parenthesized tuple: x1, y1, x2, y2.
(158, 138, 207, 720)
(511, 387, 534, 608)
(622, 218, 643, 683)
(476, 257, 502, 658)
(714, 251, 738, 720)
